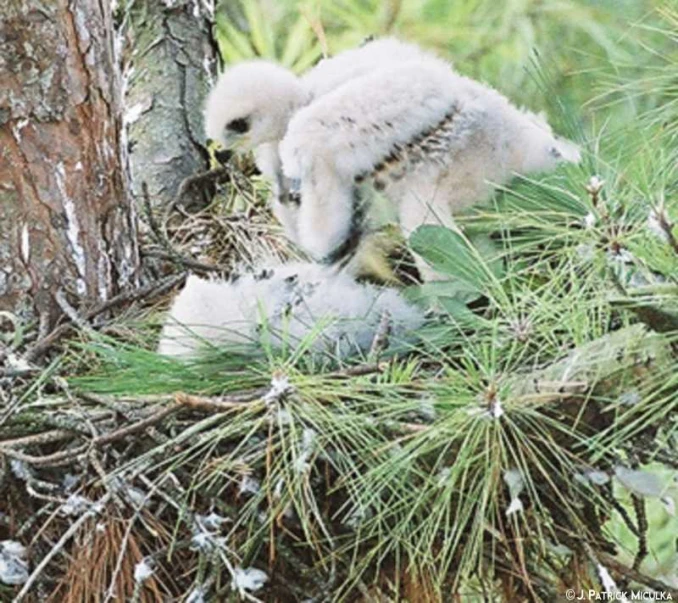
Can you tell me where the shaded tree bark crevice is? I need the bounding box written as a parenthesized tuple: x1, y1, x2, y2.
(123, 0, 217, 212)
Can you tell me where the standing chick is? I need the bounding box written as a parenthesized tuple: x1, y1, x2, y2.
(279, 51, 580, 276)
(204, 39, 580, 278)
(203, 39, 427, 243)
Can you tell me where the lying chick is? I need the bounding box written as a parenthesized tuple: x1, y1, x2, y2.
(157, 262, 424, 360)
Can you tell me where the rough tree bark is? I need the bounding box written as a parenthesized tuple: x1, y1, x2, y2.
(0, 0, 138, 328)
(122, 0, 216, 211)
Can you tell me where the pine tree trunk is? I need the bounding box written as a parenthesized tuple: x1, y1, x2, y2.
(123, 0, 216, 211)
(0, 0, 138, 328)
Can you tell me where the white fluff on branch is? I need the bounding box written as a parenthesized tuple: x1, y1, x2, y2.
(0, 540, 29, 586)
(157, 262, 424, 360)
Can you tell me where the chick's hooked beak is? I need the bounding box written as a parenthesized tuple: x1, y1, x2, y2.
(206, 138, 233, 167)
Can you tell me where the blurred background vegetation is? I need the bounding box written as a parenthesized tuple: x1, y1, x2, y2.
(214, 0, 673, 123)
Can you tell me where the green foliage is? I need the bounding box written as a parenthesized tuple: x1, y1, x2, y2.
(215, 0, 670, 111)
(69, 338, 268, 396)
(196, 3, 678, 595)
(410, 227, 503, 296)
(215, 0, 322, 71)
(59, 93, 678, 592)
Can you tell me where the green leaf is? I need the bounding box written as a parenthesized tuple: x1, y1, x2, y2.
(409, 225, 500, 294)
(614, 466, 666, 498)
(411, 280, 481, 304)
(467, 231, 505, 279)
(438, 297, 488, 329)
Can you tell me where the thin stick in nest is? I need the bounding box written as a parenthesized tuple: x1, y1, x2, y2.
(175, 390, 267, 412)
(25, 273, 186, 363)
(368, 310, 392, 363)
(0, 403, 183, 467)
(13, 492, 113, 602)
(141, 182, 230, 275)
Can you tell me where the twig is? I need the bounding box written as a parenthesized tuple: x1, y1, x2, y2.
(0, 367, 39, 378)
(0, 445, 88, 467)
(598, 553, 678, 599)
(662, 227, 678, 255)
(385, 421, 429, 434)
(0, 429, 77, 448)
(605, 493, 639, 537)
(163, 166, 232, 220)
(55, 290, 96, 337)
(0, 403, 182, 467)
(0, 407, 117, 445)
(76, 391, 145, 418)
(613, 301, 678, 334)
(141, 180, 230, 275)
(652, 204, 678, 256)
(650, 446, 678, 470)
(88, 272, 185, 317)
(325, 363, 384, 379)
(9, 457, 63, 501)
(631, 494, 648, 571)
(301, 6, 329, 58)
(13, 492, 112, 602)
(515, 390, 588, 404)
(382, 0, 402, 32)
(368, 310, 392, 363)
(141, 249, 227, 273)
(92, 402, 182, 446)
(175, 391, 265, 412)
(25, 273, 186, 362)
(585, 176, 605, 213)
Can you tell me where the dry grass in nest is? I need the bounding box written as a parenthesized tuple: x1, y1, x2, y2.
(47, 506, 174, 603)
(166, 202, 297, 272)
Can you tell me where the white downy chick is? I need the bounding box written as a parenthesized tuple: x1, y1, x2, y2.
(203, 39, 427, 242)
(204, 39, 580, 278)
(280, 49, 580, 275)
(157, 262, 424, 360)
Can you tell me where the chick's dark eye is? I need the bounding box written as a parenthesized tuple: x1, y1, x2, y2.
(226, 117, 250, 134)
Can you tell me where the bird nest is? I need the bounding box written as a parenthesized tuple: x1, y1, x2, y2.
(1, 165, 677, 602)
(141, 158, 299, 280)
(1, 320, 677, 601)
